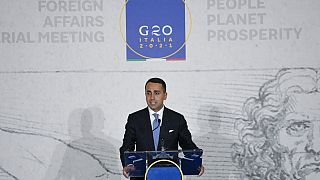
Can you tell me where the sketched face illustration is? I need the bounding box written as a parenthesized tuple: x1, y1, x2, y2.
(232, 68, 320, 180)
(278, 94, 320, 179)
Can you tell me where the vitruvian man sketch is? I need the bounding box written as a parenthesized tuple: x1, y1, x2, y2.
(233, 68, 320, 180)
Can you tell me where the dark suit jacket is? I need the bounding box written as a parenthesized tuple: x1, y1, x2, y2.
(119, 106, 198, 167)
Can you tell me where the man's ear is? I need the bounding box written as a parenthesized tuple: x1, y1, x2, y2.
(164, 92, 167, 100)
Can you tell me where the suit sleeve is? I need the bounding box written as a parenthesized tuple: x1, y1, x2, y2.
(178, 115, 198, 150)
(119, 114, 136, 167)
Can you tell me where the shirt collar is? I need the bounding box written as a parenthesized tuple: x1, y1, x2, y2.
(148, 106, 164, 126)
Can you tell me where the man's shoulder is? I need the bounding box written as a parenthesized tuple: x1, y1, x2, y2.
(164, 107, 184, 117)
(129, 107, 148, 116)
(126, 108, 148, 123)
(129, 106, 184, 117)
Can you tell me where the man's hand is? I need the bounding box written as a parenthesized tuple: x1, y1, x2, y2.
(198, 165, 205, 176)
(122, 164, 135, 178)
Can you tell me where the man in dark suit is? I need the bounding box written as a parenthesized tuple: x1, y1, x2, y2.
(119, 78, 204, 179)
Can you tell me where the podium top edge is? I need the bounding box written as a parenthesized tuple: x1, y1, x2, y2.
(124, 149, 203, 153)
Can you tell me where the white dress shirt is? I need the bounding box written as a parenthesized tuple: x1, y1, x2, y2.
(148, 106, 164, 129)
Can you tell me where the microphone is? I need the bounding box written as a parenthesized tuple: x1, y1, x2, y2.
(152, 119, 161, 131)
(160, 138, 165, 151)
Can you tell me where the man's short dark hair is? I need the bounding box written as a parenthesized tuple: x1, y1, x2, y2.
(145, 78, 166, 92)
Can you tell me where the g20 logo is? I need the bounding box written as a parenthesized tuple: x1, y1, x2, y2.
(138, 25, 174, 49)
(122, 0, 191, 61)
(139, 25, 173, 36)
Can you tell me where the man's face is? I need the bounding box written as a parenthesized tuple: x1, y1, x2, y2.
(145, 82, 167, 112)
(278, 93, 320, 179)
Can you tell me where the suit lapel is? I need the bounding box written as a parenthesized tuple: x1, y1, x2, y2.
(158, 107, 168, 150)
(142, 107, 155, 151)
(143, 107, 169, 151)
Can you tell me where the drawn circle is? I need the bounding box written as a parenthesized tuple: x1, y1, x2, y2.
(144, 159, 184, 180)
(119, 0, 192, 59)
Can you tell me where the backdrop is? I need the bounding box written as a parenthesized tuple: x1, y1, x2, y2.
(1, 0, 319, 180)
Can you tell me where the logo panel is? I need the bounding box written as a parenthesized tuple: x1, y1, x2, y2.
(125, 0, 186, 61)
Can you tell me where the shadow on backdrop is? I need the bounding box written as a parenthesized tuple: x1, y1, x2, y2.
(43, 107, 121, 180)
(189, 105, 239, 180)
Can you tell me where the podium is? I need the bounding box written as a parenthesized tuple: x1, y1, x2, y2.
(124, 149, 202, 179)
